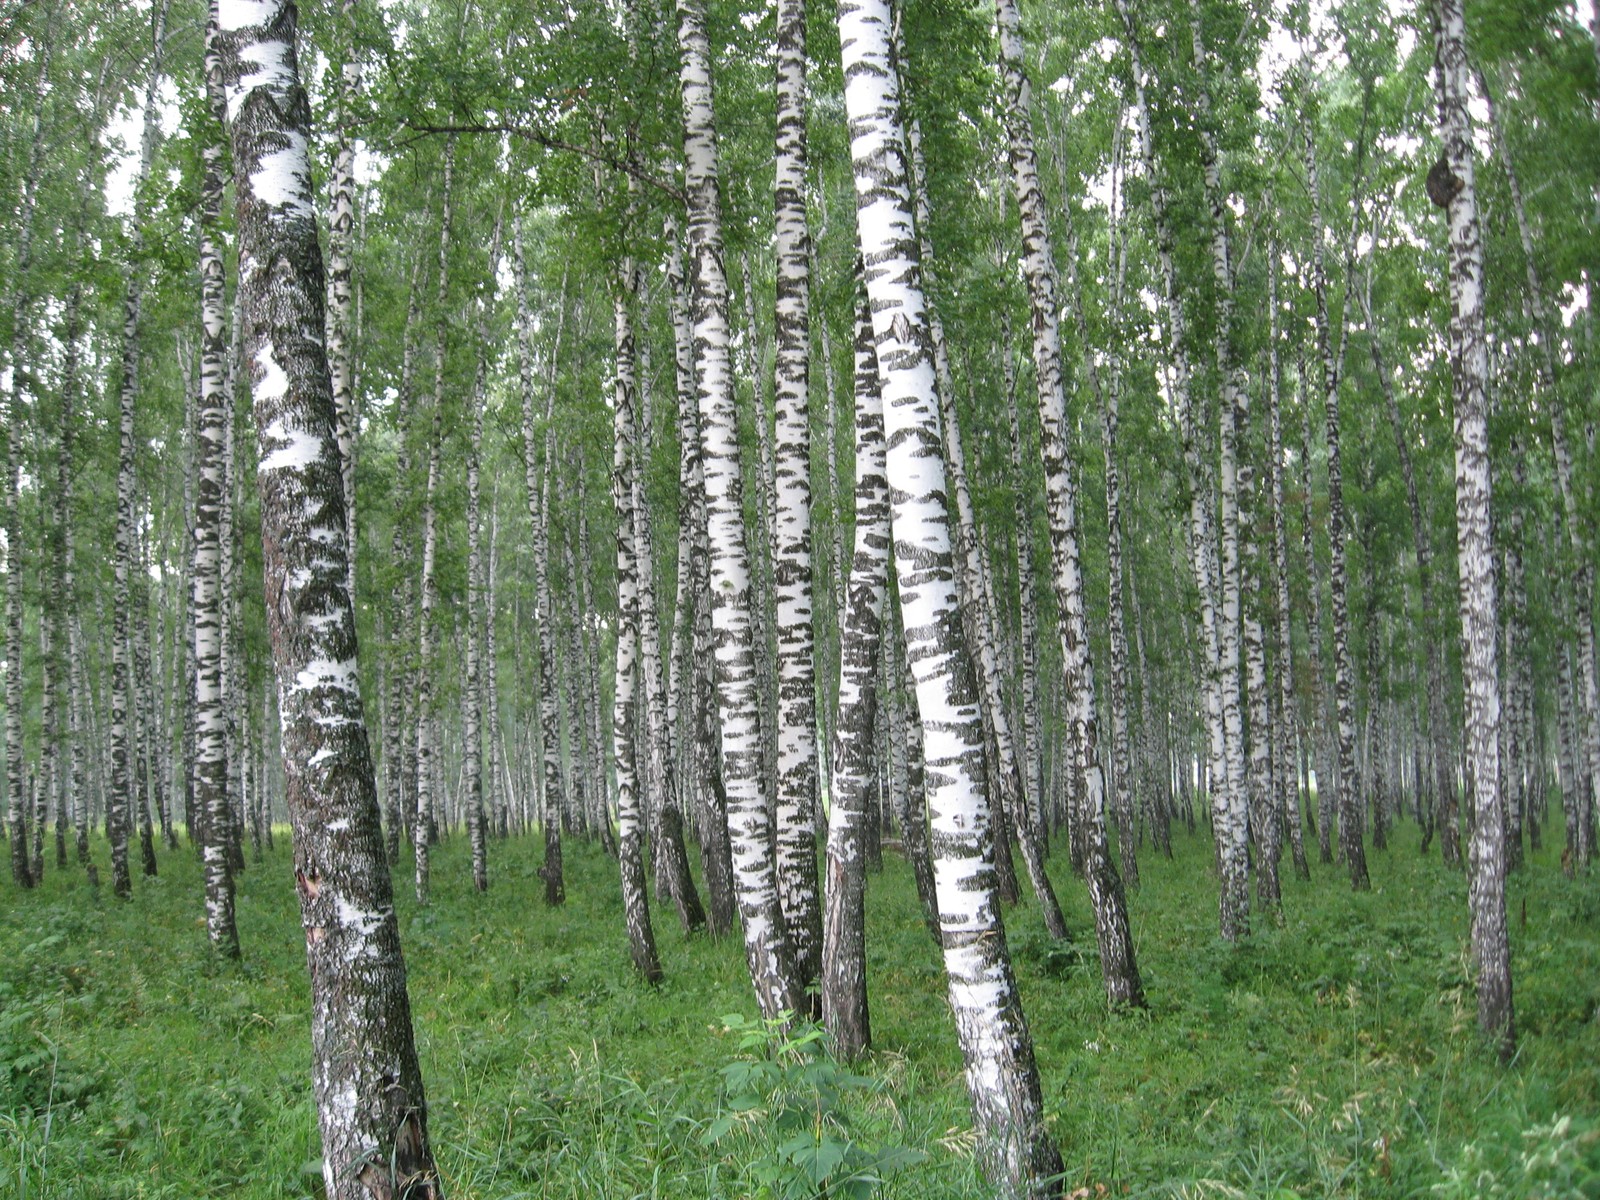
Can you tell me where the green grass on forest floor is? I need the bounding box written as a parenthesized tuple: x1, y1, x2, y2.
(2, 819, 1598, 1198)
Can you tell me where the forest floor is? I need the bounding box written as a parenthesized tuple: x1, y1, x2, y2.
(2, 816, 1598, 1198)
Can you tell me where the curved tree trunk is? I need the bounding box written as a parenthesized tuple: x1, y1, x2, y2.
(215, 0, 442, 1189)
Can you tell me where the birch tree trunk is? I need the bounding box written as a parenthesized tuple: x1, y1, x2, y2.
(676, 0, 801, 1020)
(215, 0, 441, 1189)
(667, 219, 736, 932)
(1268, 257, 1310, 881)
(197, 17, 239, 952)
(999, 0, 1142, 989)
(771, 0, 823, 1008)
(838, 1, 1065, 1190)
(610, 262, 663, 982)
(413, 137, 455, 906)
(106, 0, 172, 898)
(1304, 120, 1369, 890)
(821, 285, 889, 1061)
(1434, 0, 1513, 1059)
(326, 0, 361, 606)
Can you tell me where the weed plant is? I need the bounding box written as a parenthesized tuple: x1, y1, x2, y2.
(1, 818, 1597, 1197)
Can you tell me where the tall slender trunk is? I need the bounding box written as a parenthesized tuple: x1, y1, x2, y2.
(1267, 257, 1310, 882)
(611, 261, 663, 982)
(215, 0, 441, 1189)
(326, 0, 361, 607)
(107, 0, 172, 900)
(1434, 0, 1512, 1059)
(821, 285, 889, 1060)
(463, 222, 500, 895)
(999, 0, 1141, 990)
(1116, 0, 1227, 903)
(667, 219, 735, 931)
(1305, 121, 1369, 891)
(413, 138, 455, 906)
(1479, 68, 1599, 869)
(838, 2, 1065, 1191)
(1187, 10, 1252, 935)
(771, 0, 822, 1007)
(676, 0, 801, 1019)
(3, 33, 52, 889)
(1298, 381, 1334, 860)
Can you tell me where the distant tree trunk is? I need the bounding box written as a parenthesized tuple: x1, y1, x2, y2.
(839, 2, 1065, 1192)
(822, 285, 889, 1061)
(771, 0, 823, 1009)
(1000, 0, 1141, 993)
(1434, 0, 1513, 1060)
(1304, 121, 1369, 892)
(214, 0, 442, 1190)
(676, 0, 801, 1020)
(56, 280, 93, 878)
(413, 138, 456, 907)
(107, 0, 171, 900)
(3, 33, 51, 890)
(1188, 10, 1251, 935)
(1267, 257, 1310, 882)
(1480, 68, 1599, 871)
(463, 223, 501, 895)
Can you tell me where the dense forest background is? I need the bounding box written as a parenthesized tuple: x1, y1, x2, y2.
(2, 0, 1599, 1195)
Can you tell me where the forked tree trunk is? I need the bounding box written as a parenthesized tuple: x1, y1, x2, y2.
(214, 0, 441, 1190)
(839, 1, 1065, 1192)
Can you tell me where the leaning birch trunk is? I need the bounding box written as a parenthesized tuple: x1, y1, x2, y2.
(1433, 0, 1513, 1060)
(675, 0, 801, 1020)
(838, 1, 1065, 1192)
(214, 0, 442, 1191)
(998, 0, 1142, 994)
(196, 13, 238, 954)
(771, 0, 823, 1009)
(821, 287, 890, 1061)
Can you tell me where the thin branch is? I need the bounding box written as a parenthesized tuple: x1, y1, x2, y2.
(397, 118, 686, 204)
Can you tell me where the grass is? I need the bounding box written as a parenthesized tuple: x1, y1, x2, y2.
(2, 816, 1598, 1198)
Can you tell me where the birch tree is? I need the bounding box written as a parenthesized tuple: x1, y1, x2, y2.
(214, 0, 441, 1189)
(838, 0, 1064, 1189)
